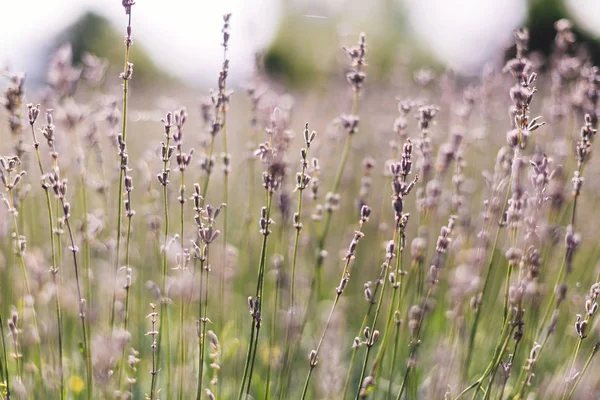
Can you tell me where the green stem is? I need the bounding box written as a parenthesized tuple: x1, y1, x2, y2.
(60, 197, 92, 400)
(456, 320, 513, 400)
(342, 311, 374, 399)
(239, 190, 273, 398)
(156, 131, 172, 398)
(200, 250, 211, 396)
(200, 136, 216, 208)
(301, 221, 365, 399)
(196, 257, 205, 400)
(111, 11, 132, 329)
(369, 227, 404, 383)
(565, 343, 599, 400)
(6, 174, 45, 394)
(118, 213, 133, 390)
(300, 294, 342, 400)
(265, 238, 282, 400)
(30, 124, 63, 399)
(464, 180, 511, 380)
(396, 287, 433, 400)
(355, 254, 393, 399)
(387, 319, 401, 400)
(178, 171, 186, 400)
(221, 113, 229, 332)
(245, 191, 274, 396)
(0, 316, 10, 399)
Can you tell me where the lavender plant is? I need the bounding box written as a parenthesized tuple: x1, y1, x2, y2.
(3, 9, 600, 400)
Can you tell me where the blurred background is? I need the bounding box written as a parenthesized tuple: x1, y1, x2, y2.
(3, 0, 600, 89)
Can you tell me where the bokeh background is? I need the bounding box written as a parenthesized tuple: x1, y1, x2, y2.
(3, 0, 600, 89)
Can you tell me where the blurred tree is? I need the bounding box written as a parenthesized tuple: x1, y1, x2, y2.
(53, 12, 170, 85)
(527, 0, 600, 65)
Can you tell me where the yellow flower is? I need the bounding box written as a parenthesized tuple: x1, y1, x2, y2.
(68, 376, 84, 394)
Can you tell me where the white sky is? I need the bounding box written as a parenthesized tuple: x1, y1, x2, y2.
(1, 0, 282, 86)
(1, 0, 599, 85)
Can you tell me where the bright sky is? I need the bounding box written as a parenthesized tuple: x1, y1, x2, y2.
(2, 0, 599, 85)
(1, 0, 281, 86)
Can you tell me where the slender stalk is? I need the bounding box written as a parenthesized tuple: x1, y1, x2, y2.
(300, 292, 342, 400)
(200, 136, 216, 208)
(51, 272, 64, 400)
(396, 215, 454, 400)
(220, 20, 231, 326)
(28, 117, 64, 399)
(281, 92, 358, 397)
(3, 166, 45, 395)
(535, 199, 577, 339)
(464, 180, 511, 379)
(369, 223, 406, 383)
(117, 212, 133, 389)
(455, 320, 513, 400)
(177, 169, 186, 400)
(312, 32, 364, 297)
(264, 232, 283, 400)
(342, 297, 377, 399)
(276, 124, 315, 396)
(148, 303, 159, 400)
(237, 310, 256, 400)
(300, 213, 368, 399)
(0, 316, 10, 400)
(156, 114, 173, 398)
(59, 195, 92, 400)
(111, 7, 134, 330)
(200, 250, 211, 396)
(196, 257, 206, 400)
(280, 35, 366, 397)
(565, 343, 600, 400)
(386, 314, 402, 400)
(354, 233, 398, 399)
(315, 132, 353, 294)
(245, 191, 274, 397)
(238, 202, 266, 398)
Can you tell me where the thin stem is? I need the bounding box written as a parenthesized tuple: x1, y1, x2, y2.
(178, 170, 186, 400)
(561, 338, 583, 400)
(369, 227, 404, 383)
(284, 58, 363, 397)
(456, 320, 513, 400)
(300, 294, 342, 400)
(396, 287, 433, 400)
(111, 10, 133, 330)
(300, 220, 366, 399)
(200, 136, 216, 209)
(565, 343, 599, 400)
(156, 129, 172, 398)
(314, 88, 359, 296)
(220, 64, 229, 330)
(5, 172, 45, 394)
(117, 213, 133, 389)
(265, 243, 282, 400)
(29, 123, 63, 399)
(342, 304, 375, 399)
(464, 179, 511, 379)
(245, 191, 274, 396)
(196, 257, 206, 400)
(290, 154, 308, 314)
(354, 238, 396, 399)
(149, 304, 159, 400)
(0, 316, 10, 400)
(61, 197, 92, 400)
(387, 318, 402, 400)
(200, 250, 211, 396)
